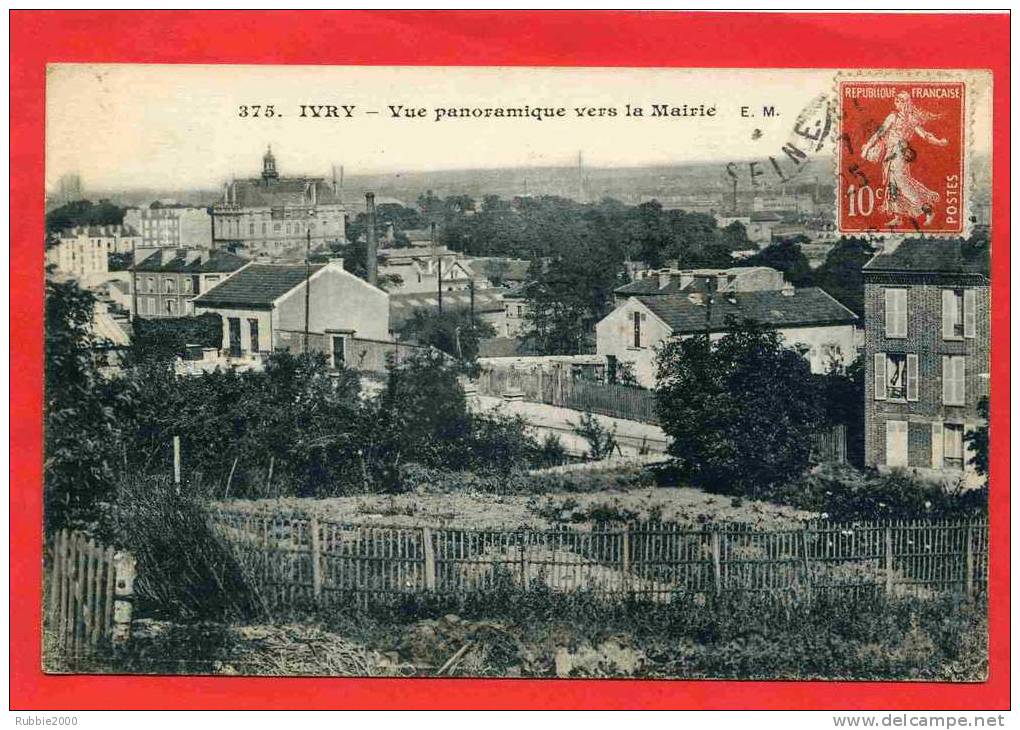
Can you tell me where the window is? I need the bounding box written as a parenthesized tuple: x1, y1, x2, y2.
(248, 318, 260, 353)
(262, 223, 267, 235)
(164, 278, 176, 293)
(182, 278, 193, 294)
(146, 297, 155, 315)
(874, 353, 918, 401)
(942, 355, 966, 406)
(633, 310, 643, 348)
(934, 422, 962, 473)
(331, 335, 346, 369)
(167, 299, 178, 315)
(942, 289, 964, 339)
(885, 420, 908, 468)
(274, 223, 281, 232)
(146, 277, 156, 293)
(516, 305, 523, 317)
(884, 288, 907, 338)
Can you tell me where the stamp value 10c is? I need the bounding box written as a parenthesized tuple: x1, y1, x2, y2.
(838, 80, 966, 236)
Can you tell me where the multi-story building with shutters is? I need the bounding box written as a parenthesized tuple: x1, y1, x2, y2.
(862, 238, 990, 483)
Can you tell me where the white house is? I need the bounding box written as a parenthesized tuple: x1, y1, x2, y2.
(192, 258, 390, 367)
(596, 285, 859, 388)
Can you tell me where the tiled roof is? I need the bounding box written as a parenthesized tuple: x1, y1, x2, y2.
(193, 263, 325, 308)
(132, 249, 248, 274)
(221, 178, 343, 208)
(863, 237, 990, 276)
(637, 287, 857, 334)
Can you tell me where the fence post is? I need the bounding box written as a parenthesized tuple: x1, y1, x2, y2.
(309, 516, 322, 605)
(421, 527, 436, 590)
(884, 525, 894, 595)
(520, 529, 530, 590)
(621, 526, 630, 592)
(801, 528, 812, 602)
(964, 522, 975, 598)
(111, 551, 136, 653)
(173, 435, 181, 490)
(711, 530, 722, 597)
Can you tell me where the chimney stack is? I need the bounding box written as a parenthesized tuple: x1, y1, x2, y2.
(657, 270, 672, 290)
(365, 192, 378, 286)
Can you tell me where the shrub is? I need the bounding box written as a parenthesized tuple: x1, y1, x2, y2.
(770, 463, 987, 522)
(655, 325, 824, 497)
(130, 313, 222, 364)
(572, 411, 620, 460)
(102, 475, 265, 621)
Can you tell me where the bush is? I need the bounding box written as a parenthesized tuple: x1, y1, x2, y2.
(769, 463, 987, 522)
(130, 313, 222, 364)
(102, 475, 265, 621)
(655, 325, 823, 496)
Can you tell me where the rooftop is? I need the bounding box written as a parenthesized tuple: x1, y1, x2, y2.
(220, 178, 343, 208)
(132, 249, 248, 274)
(863, 237, 990, 276)
(193, 263, 326, 308)
(636, 287, 857, 334)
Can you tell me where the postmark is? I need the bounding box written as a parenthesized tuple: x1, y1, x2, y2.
(837, 78, 966, 235)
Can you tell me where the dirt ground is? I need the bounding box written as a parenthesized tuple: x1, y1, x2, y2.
(218, 484, 815, 531)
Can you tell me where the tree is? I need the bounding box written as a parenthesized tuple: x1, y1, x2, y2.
(46, 199, 126, 234)
(965, 397, 989, 478)
(654, 324, 824, 495)
(744, 239, 813, 286)
(130, 313, 222, 365)
(812, 237, 877, 316)
(396, 306, 496, 361)
(44, 279, 133, 529)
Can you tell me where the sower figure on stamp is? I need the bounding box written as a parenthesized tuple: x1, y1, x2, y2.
(861, 91, 949, 227)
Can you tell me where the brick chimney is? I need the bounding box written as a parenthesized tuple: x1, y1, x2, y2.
(365, 192, 378, 286)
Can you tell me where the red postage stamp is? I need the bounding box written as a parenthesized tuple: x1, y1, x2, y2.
(838, 79, 966, 235)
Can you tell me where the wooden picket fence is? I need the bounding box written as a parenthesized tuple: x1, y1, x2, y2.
(44, 530, 136, 659)
(209, 510, 988, 611)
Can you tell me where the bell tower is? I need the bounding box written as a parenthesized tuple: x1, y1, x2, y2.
(261, 145, 279, 184)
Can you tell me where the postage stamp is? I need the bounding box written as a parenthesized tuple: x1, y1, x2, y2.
(837, 78, 966, 235)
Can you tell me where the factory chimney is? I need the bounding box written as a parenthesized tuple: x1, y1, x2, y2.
(365, 192, 378, 286)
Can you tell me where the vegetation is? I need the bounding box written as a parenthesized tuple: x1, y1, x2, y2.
(965, 397, 990, 480)
(130, 313, 222, 364)
(655, 324, 824, 496)
(396, 307, 496, 361)
(44, 280, 133, 530)
(46, 199, 126, 235)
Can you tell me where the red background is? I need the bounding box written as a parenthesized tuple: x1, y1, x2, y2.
(839, 81, 966, 234)
(10, 11, 1010, 710)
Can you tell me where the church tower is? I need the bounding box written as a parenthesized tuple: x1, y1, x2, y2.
(261, 145, 279, 184)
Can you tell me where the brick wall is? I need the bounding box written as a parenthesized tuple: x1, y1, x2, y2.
(863, 271, 990, 471)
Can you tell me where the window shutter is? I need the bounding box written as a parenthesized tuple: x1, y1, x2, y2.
(942, 289, 955, 339)
(955, 357, 966, 405)
(942, 356, 950, 405)
(884, 289, 895, 337)
(894, 290, 907, 337)
(874, 353, 887, 400)
(963, 289, 977, 338)
(931, 422, 944, 469)
(906, 354, 919, 401)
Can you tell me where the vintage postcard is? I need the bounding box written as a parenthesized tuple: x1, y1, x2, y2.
(38, 61, 994, 686)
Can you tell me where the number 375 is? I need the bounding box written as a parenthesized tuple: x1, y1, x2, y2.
(238, 105, 277, 118)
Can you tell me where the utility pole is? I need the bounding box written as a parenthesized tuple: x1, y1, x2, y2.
(432, 221, 442, 314)
(468, 279, 476, 326)
(130, 237, 138, 322)
(303, 229, 311, 352)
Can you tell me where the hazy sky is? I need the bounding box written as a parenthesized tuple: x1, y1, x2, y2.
(46, 64, 991, 192)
